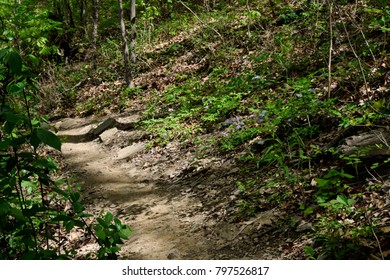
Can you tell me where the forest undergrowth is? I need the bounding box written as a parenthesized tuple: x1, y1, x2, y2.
(1, 0, 390, 259)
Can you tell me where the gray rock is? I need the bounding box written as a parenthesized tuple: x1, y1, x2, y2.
(100, 128, 119, 143)
(54, 118, 94, 131)
(338, 130, 390, 157)
(117, 142, 146, 160)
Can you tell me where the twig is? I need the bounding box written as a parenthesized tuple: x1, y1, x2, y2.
(178, 1, 224, 40)
(366, 215, 384, 260)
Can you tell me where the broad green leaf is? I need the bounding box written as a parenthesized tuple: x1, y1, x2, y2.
(336, 195, 348, 206)
(119, 228, 132, 239)
(1, 111, 19, 124)
(111, 246, 121, 253)
(315, 178, 331, 188)
(52, 187, 68, 197)
(0, 201, 10, 215)
(303, 207, 314, 216)
(105, 212, 113, 223)
(74, 220, 85, 228)
(95, 229, 106, 240)
(0, 139, 11, 150)
(0, 48, 8, 60)
(65, 221, 75, 232)
(26, 54, 39, 66)
(9, 208, 28, 222)
(72, 201, 84, 213)
(97, 217, 108, 228)
(347, 198, 356, 206)
(51, 214, 72, 222)
(8, 51, 23, 75)
(36, 128, 61, 151)
(30, 130, 41, 149)
(70, 192, 80, 202)
(21, 251, 37, 260)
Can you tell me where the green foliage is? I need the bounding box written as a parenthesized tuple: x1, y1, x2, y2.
(0, 48, 130, 259)
(93, 211, 132, 259)
(315, 169, 354, 203)
(0, 2, 62, 58)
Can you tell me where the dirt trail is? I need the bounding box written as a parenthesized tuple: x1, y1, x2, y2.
(57, 114, 283, 260)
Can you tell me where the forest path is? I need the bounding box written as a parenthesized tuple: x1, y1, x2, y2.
(55, 113, 283, 260)
(58, 114, 213, 259)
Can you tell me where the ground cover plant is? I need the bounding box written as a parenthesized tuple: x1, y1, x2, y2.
(1, 0, 390, 259)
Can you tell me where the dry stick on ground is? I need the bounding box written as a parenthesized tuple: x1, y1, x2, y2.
(367, 214, 385, 260)
(178, 1, 224, 41)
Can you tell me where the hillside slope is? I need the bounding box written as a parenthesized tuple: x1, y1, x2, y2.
(45, 1, 390, 259)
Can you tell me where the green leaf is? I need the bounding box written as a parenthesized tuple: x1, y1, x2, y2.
(95, 229, 106, 240)
(303, 207, 314, 216)
(104, 212, 113, 223)
(70, 192, 81, 202)
(315, 178, 331, 188)
(72, 201, 84, 213)
(119, 228, 132, 239)
(0, 48, 8, 60)
(74, 220, 85, 228)
(30, 129, 41, 149)
(97, 217, 108, 228)
(1, 111, 19, 124)
(336, 195, 348, 206)
(0, 201, 10, 215)
(0, 139, 11, 150)
(65, 221, 75, 232)
(52, 187, 69, 197)
(36, 128, 61, 151)
(21, 251, 37, 260)
(26, 54, 39, 66)
(8, 51, 23, 75)
(111, 246, 121, 253)
(51, 214, 72, 222)
(9, 208, 28, 222)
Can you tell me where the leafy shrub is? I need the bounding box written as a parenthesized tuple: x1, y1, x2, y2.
(0, 48, 130, 259)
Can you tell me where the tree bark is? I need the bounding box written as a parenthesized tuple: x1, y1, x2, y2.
(118, 0, 131, 87)
(91, 0, 99, 70)
(129, 0, 136, 65)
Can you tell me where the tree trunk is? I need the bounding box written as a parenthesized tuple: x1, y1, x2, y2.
(129, 0, 136, 65)
(118, 0, 131, 87)
(91, 0, 99, 70)
(64, 0, 75, 28)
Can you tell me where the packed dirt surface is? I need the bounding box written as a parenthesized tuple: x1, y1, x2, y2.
(55, 112, 300, 260)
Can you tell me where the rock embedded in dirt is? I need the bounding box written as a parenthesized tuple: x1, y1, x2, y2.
(53, 117, 95, 131)
(100, 128, 119, 143)
(117, 142, 146, 160)
(338, 130, 390, 157)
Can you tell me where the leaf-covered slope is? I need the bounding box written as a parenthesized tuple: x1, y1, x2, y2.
(44, 0, 390, 259)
